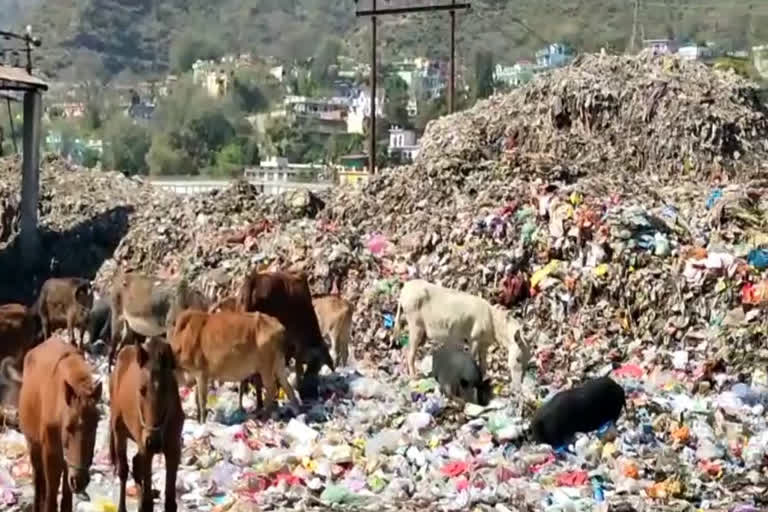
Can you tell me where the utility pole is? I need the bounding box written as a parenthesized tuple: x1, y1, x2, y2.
(629, 0, 639, 54)
(370, 0, 377, 175)
(355, 0, 471, 173)
(450, 0, 456, 113)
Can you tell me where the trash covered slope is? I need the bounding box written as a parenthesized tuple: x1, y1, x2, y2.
(2, 54, 768, 510)
(419, 53, 768, 182)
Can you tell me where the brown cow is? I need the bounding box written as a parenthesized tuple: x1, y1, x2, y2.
(16, 337, 102, 512)
(312, 295, 353, 368)
(0, 303, 42, 364)
(238, 271, 334, 401)
(110, 339, 183, 512)
(32, 278, 93, 350)
(109, 272, 208, 370)
(170, 309, 300, 423)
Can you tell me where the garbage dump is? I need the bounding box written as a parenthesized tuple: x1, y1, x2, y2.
(1, 54, 768, 511)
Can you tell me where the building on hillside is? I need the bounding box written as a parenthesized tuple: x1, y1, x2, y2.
(677, 43, 714, 61)
(753, 45, 768, 80)
(243, 157, 330, 190)
(284, 95, 349, 134)
(270, 65, 285, 82)
(48, 102, 85, 119)
(535, 43, 574, 69)
(337, 154, 369, 171)
(192, 59, 235, 97)
(346, 88, 385, 135)
(643, 39, 677, 56)
(388, 126, 420, 163)
(337, 167, 370, 187)
(494, 60, 535, 88)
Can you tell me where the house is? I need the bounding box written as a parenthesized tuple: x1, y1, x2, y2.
(337, 168, 370, 187)
(494, 61, 535, 88)
(677, 44, 713, 61)
(48, 102, 86, 119)
(338, 154, 369, 170)
(270, 65, 285, 82)
(535, 43, 574, 69)
(388, 126, 419, 163)
(754, 45, 768, 80)
(346, 88, 385, 135)
(192, 59, 233, 97)
(643, 39, 677, 56)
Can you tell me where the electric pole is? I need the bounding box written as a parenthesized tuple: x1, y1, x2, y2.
(354, 0, 471, 173)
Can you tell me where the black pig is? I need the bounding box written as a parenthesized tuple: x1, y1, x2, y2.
(431, 344, 492, 406)
(531, 376, 626, 447)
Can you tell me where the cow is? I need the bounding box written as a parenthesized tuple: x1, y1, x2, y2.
(14, 337, 102, 512)
(110, 339, 183, 512)
(393, 279, 532, 389)
(31, 277, 93, 350)
(0, 303, 42, 364)
(109, 272, 208, 370)
(312, 294, 353, 368)
(238, 270, 334, 400)
(85, 295, 111, 352)
(170, 309, 300, 423)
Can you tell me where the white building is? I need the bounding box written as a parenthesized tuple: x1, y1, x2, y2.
(677, 44, 713, 61)
(388, 126, 419, 163)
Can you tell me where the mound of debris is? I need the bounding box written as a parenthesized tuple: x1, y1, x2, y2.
(420, 53, 768, 183)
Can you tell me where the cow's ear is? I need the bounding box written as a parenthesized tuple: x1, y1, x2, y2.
(137, 345, 150, 368)
(75, 283, 91, 304)
(64, 381, 76, 407)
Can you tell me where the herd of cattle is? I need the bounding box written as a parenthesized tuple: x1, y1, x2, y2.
(0, 270, 628, 512)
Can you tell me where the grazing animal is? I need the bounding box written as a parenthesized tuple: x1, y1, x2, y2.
(32, 278, 93, 349)
(109, 272, 208, 370)
(86, 296, 111, 350)
(312, 295, 353, 368)
(393, 279, 531, 386)
(531, 376, 626, 448)
(110, 339, 183, 512)
(238, 270, 334, 401)
(431, 344, 492, 406)
(16, 337, 102, 512)
(0, 302, 42, 364)
(170, 310, 300, 423)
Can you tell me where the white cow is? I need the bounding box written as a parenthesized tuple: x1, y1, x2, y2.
(393, 279, 532, 387)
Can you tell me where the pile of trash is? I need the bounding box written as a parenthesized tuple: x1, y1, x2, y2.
(1, 54, 768, 510)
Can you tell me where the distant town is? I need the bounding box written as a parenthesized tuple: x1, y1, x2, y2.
(7, 37, 768, 195)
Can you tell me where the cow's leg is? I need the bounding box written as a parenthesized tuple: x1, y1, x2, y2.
(475, 339, 489, 378)
(238, 380, 247, 413)
(196, 373, 209, 423)
(275, 352, 300, 410)
(406, 320, 426, 377)
(42, 444, 62, 512)
(163, 436, 180, 512)
(260, 368, 277, 414)
(67, 315, 76, 348)
(139, 450, 154, 512)
(60, 465, 73, 512)
(340, 325, 351, 367)
(116, 428, 129, 512)
(30, 443, 44, 512)
(254, 375, 264, 410)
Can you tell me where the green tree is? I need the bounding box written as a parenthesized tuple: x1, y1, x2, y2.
(147, 133, 190, 176)
(103, 116, 151, 175)
(384, 75, 412, 129)
(325, 133, 364, 163)
(232, 69, 278, 113)
(169, 31, 225, 73)
(214, 142, 245, 177)
(311, 38, 342, 86)
(473, 50, 496, 101)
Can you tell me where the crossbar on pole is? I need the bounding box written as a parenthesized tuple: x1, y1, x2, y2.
(356, 3, 470, 16)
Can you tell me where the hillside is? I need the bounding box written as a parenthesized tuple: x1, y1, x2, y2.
(7, 0, 768, 80)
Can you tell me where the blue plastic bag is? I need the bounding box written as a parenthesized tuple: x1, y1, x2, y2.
(748, 248, 768, 269)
